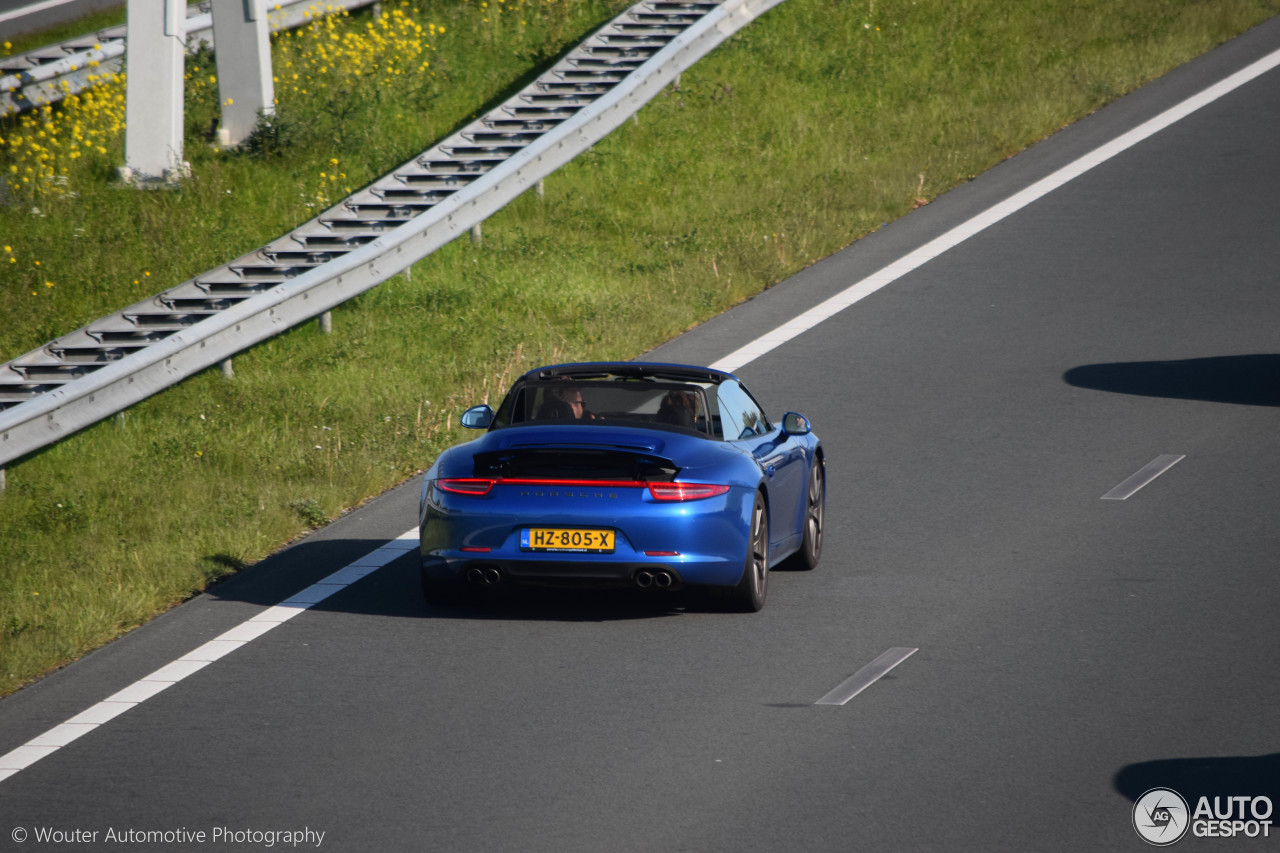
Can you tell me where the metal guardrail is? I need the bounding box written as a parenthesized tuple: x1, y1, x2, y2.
(0, 0, 786, 471)
(1, 0, 378, 116)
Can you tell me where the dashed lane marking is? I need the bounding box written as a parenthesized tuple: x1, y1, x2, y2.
(1101, 454, 1185, 500)
(816, 647, 919, 706)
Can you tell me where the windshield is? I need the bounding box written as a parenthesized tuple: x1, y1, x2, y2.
(492, 379, 714, 436)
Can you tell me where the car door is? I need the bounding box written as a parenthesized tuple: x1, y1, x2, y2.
(716, 380, 806, 555)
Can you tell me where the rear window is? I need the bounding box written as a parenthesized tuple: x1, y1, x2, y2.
(492, 379, 715, 436)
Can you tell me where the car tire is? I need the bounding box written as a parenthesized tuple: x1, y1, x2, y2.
(713, 491, 768, 612)
(785, 458, 824, 571)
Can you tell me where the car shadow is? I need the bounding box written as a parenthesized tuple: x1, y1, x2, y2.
(202, 536, 693, 623)
(1063, 354, 1280, 407)
(1114, 752, 1280, 803)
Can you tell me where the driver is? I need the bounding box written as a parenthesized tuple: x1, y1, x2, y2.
(536, 385, 595, 419)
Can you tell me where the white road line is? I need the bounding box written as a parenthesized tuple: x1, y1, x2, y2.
(710, 46, 1280, 374)
(816, 647, 918, 706)
(1101, 454, 1185, 500)
(0, 528, 419, 786)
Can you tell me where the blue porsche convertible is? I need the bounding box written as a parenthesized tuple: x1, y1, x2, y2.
(418, 362, 824, 611)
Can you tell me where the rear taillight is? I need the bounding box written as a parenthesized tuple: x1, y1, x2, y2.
(647, 482, 731, 501)
(437, 478, 495, 496)
(439, 478, 726, 500)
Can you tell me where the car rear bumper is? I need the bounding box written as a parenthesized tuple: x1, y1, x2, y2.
(419, 494, 747, 589)
(418, 482, 753, 589)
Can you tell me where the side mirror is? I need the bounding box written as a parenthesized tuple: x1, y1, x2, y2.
(781, 412, 811, 436)
(461, 405, 494, 430)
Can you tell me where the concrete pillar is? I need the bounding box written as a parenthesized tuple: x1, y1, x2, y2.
(120, 0, 190, 186)
(213, 0, 275, 148)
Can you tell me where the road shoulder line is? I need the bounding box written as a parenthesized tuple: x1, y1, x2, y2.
(709, 47, 1280, 373)
(0, 529, 419, 785)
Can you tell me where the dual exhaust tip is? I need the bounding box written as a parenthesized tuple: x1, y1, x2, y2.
(465, 566, 678, 589)
(634, 569, 676, 590)
(466, 566, 502, 586)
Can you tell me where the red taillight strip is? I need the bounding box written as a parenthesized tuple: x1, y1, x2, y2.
(436, 477, 648, 495)
(493, 477, 648, 488)
(438, 478, 730, 501)
(647, 482, 731, 501)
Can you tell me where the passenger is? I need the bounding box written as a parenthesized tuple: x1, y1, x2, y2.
(656, 390, 697, 427)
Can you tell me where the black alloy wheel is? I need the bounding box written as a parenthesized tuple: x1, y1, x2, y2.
(789, 459, 824, 571)
(715, 491, 769, 612)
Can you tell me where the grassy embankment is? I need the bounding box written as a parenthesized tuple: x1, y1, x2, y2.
(2, 0, 1278, 696)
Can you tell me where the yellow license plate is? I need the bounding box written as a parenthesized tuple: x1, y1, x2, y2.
(521, 528, 615, 552)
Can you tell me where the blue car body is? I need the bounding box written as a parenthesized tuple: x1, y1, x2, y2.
(418, 362, 824, 610)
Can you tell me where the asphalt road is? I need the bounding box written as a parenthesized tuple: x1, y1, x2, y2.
(2, 12, 1279, 853)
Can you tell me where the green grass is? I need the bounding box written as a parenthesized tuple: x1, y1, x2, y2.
(2, 0, 1278, 695)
